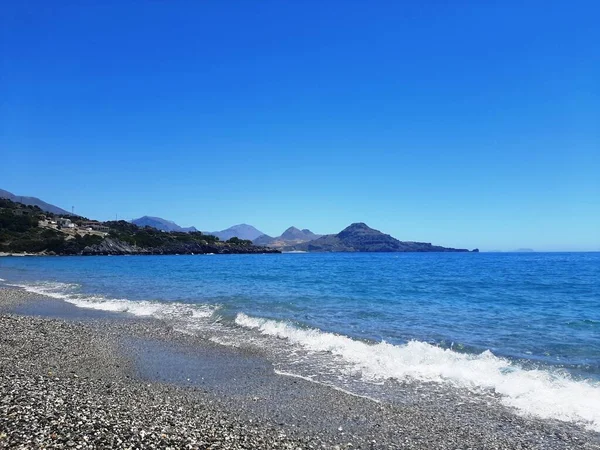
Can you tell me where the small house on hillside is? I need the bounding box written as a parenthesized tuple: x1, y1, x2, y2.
(80, 221, 110, 232)
(58, 218, 75, 229)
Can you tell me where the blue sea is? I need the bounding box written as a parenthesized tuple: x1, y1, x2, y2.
(1, 252, 599, 430)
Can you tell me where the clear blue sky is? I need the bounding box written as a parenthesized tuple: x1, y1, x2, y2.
(1, 1, 598, 251)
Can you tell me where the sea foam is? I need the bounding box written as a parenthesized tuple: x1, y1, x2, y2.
(235, 313, 600, 431)
(10, 281, 216, 319)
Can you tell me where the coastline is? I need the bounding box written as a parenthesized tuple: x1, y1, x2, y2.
(1, 286, 599, 449)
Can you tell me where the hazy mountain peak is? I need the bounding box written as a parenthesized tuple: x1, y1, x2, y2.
(341, 222, 371, 231)
(252, 226, 322, 248)
(337, 222, 383, 238)
(205, 224, 265, 241)
(0, 188, 72, 216)
(139, 216, 178, 226)
(281, 226, 305, 239)
(131, 216, 197, 233)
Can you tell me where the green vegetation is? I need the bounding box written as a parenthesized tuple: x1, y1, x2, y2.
(0, 199, 275, 255)
(226, 237, 252, 246)
(0, 199, 47, 252)
(105, 221, 221, 247)
(0, 199, 102, 254)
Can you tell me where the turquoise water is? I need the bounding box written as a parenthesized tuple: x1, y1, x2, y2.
(1, 252, 599, 430)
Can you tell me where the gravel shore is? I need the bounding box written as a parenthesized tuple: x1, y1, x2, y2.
(1, 286, 599, 449)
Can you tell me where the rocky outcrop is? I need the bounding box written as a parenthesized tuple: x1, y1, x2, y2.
(285, 223, 478, 253)
(81, 238, 150, 255)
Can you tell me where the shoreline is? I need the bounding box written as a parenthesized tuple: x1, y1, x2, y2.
(1, 286, 599, 449)
(0, 251, 281, 257)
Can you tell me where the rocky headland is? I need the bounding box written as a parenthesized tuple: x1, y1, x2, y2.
(285, 223, 479, 253)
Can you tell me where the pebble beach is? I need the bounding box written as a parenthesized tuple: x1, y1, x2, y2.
(1, 286, 599, 449)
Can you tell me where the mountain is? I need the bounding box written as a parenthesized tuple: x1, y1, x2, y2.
(131, 216, 197, 233)
(281, 226, 320, 241)
(253, 226, 321, 248)
(0, 188, 71, 216)
(285, 223, 478, 253)
(205, 224, 265, 241)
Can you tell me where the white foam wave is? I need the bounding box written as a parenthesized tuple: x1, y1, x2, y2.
(11, 282, 216, 320)
(236, 313, 600, 431)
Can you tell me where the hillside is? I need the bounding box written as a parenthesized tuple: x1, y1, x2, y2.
(254, 226, 321, 248)
(0, 199, 100, 255)
(0, 199, 278, 256)
(205, 224, 265, 241)
(131, 216, 198, 233)
(285, 223, 478, 253)
(0, 188, 71, 216)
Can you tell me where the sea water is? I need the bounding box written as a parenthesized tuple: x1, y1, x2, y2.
(1, 252, 599, 430)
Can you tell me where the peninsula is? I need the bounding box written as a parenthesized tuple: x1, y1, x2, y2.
(284, 223, 478, 253)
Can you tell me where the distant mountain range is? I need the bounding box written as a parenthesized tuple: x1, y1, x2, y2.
(253, 227, 321, 248)
(129, 218, 265, 241)
(1, 190, 479, 253)
(131, 216, 198, 233)
(205, 224, 265, 241)
(0, 188, 71, 216)
(284, 223, 478, 253)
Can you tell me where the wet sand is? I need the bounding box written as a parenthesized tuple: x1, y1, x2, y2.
(1, 286, 599, 449)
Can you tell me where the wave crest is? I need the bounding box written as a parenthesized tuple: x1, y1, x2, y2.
(11, 281, 216, 319)
(235, 313, 600, 431)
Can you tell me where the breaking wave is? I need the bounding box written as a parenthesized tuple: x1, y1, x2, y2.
(235, 313, 600, 432)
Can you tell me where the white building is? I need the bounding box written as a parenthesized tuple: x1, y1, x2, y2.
(58, 218, 75, 229)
